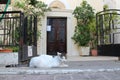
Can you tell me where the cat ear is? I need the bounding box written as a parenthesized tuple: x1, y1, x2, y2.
(57, 52, 61, 56)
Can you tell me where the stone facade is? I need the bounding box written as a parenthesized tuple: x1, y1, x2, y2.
(38, 0, 103, 56)
(1, 0, 120, 56)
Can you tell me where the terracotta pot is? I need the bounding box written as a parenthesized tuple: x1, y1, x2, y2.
(91, 49, 97, 56)
(0, 49, 13, 53)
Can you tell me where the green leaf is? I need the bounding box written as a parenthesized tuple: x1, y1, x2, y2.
(72, 0, 95, 46)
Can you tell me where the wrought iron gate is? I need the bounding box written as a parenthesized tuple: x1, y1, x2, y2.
(0, 11, 22, 47)
(0, 11, 37, 65)
(96, 9, 120, 56)
(19, 15, 37, 64)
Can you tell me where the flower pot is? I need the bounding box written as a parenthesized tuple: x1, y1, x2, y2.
(0, 49, 13, 53)
(91, 49, 97, 56)
(80, 46, 90, 56)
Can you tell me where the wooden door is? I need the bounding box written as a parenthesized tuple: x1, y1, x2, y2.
(47, 18, 67, 55)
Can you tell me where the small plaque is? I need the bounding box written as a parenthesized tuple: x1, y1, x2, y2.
(47, 25, 51, 31)
(28, 46, 33, 57)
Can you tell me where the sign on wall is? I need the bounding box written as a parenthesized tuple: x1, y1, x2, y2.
(28, 46, 33, 57)
(47, 25, 51, 31)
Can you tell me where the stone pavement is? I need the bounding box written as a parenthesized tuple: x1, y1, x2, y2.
(0, 56, 120, 80)
(67, 56, 118, 61)
(0, 60, 120, 74)
(0, 71, 120, 80)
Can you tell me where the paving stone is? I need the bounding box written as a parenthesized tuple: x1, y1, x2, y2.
(71, 73, 90, 80)
(54, 74, 72, 80)
(100, 71, 120, 80)
(0, 60, 120, 80)
(23, 75, 54, 80)
(1, 71, 120, 80)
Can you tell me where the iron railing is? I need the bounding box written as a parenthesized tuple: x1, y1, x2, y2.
(0, 11, 23, 47)
(0, 11, 37, 64)
(96, 9, 120, 56)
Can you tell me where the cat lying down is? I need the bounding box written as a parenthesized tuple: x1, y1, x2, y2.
(29, 52, 68, 68)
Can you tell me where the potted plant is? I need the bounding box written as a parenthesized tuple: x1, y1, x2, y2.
(89, 18, 98, 56)
(12, 0, 50, 44)
(0, 48, 13, 53)
(72, 0, 95, 56)
(0, 39, 13, 53)
(0, 46, 13, 53)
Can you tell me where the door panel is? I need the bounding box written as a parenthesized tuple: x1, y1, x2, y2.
(47, 18, 67, 55)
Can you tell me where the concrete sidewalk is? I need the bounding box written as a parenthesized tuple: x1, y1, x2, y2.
(0, 60, 120, 75)
(0, 57, 120, 80)
(0, 56, 119, 74)
(0, 71, 120, 80)
(67, 56, 119, 61)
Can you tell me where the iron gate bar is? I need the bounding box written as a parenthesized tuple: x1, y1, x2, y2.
(96, 9, 120, 56)
(0, 0, 10, 4)
(96, 9, 120, 45)
(0, 11, 23, 47)
(96, 9, 120, 15)
(19, 14, 37, 64)
(33, 16, 37, 46)
(0, 11, 37, 65)
(0, 11, 22, 14)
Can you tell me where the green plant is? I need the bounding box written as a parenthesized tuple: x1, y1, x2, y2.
(12, 0, 50, 41)
(72, 25, 91, 46)
(72, 0, 95, 47)
(11, 46, 19, 52)
(12, 0, 50, 17)
(89, 18, 97, 49)
(98, 5, 120, 44)
(4, 46, 19, 52)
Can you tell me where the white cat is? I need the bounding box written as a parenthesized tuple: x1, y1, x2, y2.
(29, 52, 68, 68)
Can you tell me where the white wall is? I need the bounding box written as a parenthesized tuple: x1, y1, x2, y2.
(103, 0, 116, 9)
(37, 0, 104, 56)
(116, 0, 120, 9)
